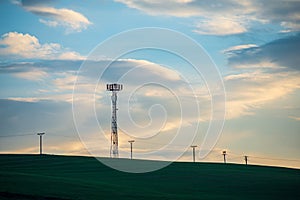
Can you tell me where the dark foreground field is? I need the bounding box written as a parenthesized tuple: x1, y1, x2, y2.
(0, 154, 299, 200)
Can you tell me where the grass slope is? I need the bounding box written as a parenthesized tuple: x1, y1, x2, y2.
(0, 154, 299, 200)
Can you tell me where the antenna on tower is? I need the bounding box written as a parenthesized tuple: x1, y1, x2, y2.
(191, 145, 197, 163)
(222, 150, 227, 164)
(107, 83, 123, 158)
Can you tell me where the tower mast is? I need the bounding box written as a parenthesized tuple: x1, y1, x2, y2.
(107, 83, 123, 158)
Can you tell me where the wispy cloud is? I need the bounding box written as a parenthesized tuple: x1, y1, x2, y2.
(225, 70, 300, 119)
(256, 1, 300, 33)
(193, 17, 247, 35)
(289, 116, 300, 121)
(14, 68, 48, 81)
(115, 0, 254, 17)
(227, 34, 300, 70)
(0, 32, 85, 60)
(116, 0, 300, 35)
(116, 0, 251, 35)
(223, 44, 258, 54)
(13, 0, 92, 33)
(224, 34, 300, 119)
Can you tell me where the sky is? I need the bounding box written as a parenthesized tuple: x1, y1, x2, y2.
(0, 0, 300, 169)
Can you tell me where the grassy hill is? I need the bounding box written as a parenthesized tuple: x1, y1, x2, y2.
(0, 154, 299, 200)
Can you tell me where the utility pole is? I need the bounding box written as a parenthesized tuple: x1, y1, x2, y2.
(37, 132, 45, 155)
(222, 150, 227, 164)
(128, 140, 135, 159)
(244, 155, 248, 165)
(191, 145, 197, 163)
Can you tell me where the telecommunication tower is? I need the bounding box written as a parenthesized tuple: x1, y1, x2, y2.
(107, 83, 123, 158)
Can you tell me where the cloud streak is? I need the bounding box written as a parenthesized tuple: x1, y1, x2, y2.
(289, 116, 300, 121)
(14, 0, 92, 33)
(116, 0, 300, 35)
(193, 17, 247, 35)
(227, 34, 300, 70)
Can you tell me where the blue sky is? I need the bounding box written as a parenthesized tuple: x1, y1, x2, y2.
(0, 0, 300, 169)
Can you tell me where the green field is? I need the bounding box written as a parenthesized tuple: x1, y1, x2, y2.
(0, 154, 299, 200)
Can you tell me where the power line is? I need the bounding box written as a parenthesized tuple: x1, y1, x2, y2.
(250, 156, 300, 162)
(42, 133, 100, 140)
(136, 140, 192, 147)
(1, 133, 300, 164)
(0, 133, 36, 137)
(46, 133, 78, 139)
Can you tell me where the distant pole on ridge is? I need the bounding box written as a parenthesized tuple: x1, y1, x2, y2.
(244, 155, 248, 165)
(37, 132, 45, 155)
(191, 145, 197, 163)
(222, 150, 227, 164)
(128, 140, 135, 159)
(107, 83, 123, 158)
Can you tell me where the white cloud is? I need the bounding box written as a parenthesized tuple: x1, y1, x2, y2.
(58, 51, 84, 60)
(119, 59, 182, 81)
(223, 44, 258, 53)
(0, 32, 85, 60)
(193, 17, 247, 35)
(19, 4, 92, 33)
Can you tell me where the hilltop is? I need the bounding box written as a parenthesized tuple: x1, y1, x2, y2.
(0, 154, 299, 200)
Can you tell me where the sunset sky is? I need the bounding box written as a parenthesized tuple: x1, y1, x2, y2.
(0, 0, 300, 169)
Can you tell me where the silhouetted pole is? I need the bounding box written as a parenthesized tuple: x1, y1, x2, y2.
(191, 145, 197, 162)
(37, 132, 45, 155)
(244, 155, 248, 165)
(128, 140, 135, 159)
(222, 150, 227, 164)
